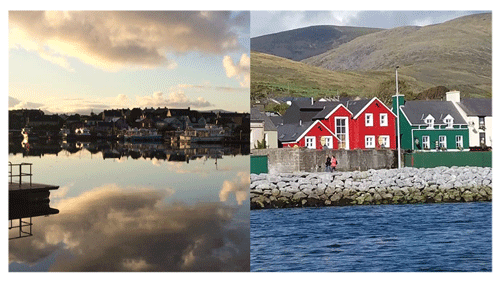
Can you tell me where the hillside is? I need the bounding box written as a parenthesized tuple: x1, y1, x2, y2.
(303, 13, 492, 96)
(250, 51, 417, 102)
(251, 25, 383, 61)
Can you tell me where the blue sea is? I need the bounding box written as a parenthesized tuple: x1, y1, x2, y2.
(250, 202, 491, 272)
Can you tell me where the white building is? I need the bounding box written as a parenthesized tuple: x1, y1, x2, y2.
(250, 107, 278, 149)
(447, 91, 492, 148)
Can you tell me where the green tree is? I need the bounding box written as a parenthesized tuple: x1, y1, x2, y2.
(254, 137, 267, 149)
(376, 78, 414, 106)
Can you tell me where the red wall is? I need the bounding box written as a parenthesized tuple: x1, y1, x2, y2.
(350, 100, 396, 149)
(283, 122, 338, 149)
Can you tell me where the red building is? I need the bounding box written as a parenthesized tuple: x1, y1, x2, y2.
(278, 97, 396, 150)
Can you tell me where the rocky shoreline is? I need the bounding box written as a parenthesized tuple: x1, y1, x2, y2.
(250, 166, 492, 210)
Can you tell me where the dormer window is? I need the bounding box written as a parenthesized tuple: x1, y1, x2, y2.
(443, 114, 454, 128)
(424, 114, 435, 129)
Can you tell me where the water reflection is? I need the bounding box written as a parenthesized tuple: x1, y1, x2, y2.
(9, 184, 250, 271)
(9, 138, 250, 271)
(10, 139, 249, 161)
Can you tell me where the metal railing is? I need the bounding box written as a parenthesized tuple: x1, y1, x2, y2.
(9, 218, 33, 240)
(8, 162, 33, 187)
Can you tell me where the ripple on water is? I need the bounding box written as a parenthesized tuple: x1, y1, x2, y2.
(251, 202, 491, 272)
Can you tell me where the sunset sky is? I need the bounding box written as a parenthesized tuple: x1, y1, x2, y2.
(9, 11, 250, 114)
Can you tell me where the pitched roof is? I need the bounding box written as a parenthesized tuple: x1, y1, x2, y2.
(250, 107, 277, 131)
(278, 120, 338, 143)
(401, 100, 467, 125)
(458, 98, 492, 116)
(277, 121, 314, 142)
(346, 99, 371, 117)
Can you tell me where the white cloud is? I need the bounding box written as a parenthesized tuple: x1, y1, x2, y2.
(135, 90, 212, 109)
(222, 53, 249, 87)
(9, 11, 244, 72)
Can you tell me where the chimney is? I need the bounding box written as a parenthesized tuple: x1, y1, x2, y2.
(299, 120, 302, 126)
(310, 97, 314, 105)
(446, 91, 460, 103)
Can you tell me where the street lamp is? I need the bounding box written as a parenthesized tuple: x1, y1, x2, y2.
(396, 66, 402, 169)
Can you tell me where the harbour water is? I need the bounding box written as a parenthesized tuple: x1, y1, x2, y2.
(250, 202, 491, 272)
(9, 140, 250, 272)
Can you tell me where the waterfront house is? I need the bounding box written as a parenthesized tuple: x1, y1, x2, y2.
(279, 97, 396, 150)
(279, 120, 340, 149)
(446, 91, 492, 149)
(392, 94, 469, 151)
(250, 107, 278, 149)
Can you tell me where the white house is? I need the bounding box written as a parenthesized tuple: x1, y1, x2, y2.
(250, 107, 278, 149)
(447, 91, 492, 148)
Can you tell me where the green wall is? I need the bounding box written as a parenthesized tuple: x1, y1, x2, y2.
(411, 128, 469, 150)
(404, 151, 491, 168)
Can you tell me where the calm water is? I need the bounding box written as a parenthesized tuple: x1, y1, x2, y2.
(251, 202, 491, 272)
(9, 141, 250, 272)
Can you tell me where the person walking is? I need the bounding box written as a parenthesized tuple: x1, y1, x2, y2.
(325, 155, 332, 172)
(331, 156, 338, 171)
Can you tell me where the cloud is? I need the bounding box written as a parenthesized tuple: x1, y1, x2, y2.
(9, 11, 244, 72)
(219, 171, 250, 205)
(9, 96, 45, 110)
(9, 184, 249, 271)
(222, 53, 249, 87)
(135, 90, 212, 108)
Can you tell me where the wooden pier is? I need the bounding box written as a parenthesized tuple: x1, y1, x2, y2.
(8, 162, 59, 239)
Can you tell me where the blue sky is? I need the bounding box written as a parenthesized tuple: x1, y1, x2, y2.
(9, 11, 250, 114)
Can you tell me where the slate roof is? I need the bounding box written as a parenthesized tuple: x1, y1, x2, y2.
(401, 100, 467, 125)
(251, 107, 277, 131)
(277, 121, 314, 142)
(458, 98, 492, 117)
(269, 116, 283, 127)
(346, 99, 373, 117)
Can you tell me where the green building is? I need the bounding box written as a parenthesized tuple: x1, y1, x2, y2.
(392, 95, 469, 151)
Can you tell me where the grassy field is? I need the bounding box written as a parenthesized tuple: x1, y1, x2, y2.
(251, 51, 428, 102)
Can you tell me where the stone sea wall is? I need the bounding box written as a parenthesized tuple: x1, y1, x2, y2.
(250, 166, 492, 210)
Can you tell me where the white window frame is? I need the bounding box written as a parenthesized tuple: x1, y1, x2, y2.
(305, 136, 316, 149)
(365, 135, 375, 148)
(335, 117, 349, 149)
(439, 135, 447, 149)
(380, 113, 388, 127)
(422, 135, 430, 149)
(455, 135, 463, 149)
(379, 135, 390, 148)
(425, 115, 435, 129)
(365, 113, 373, 127)
(324, 136, 333, 149)
(444, 116, 454, 128)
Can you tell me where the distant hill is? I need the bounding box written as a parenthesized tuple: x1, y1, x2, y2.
(251, 25, 383, 61)
(303, 13, 491, 96)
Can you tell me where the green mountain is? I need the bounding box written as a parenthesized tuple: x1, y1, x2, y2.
(251, 13, 491, 102)
(251, 25, 383, 61)
(303, 13, 492, 96)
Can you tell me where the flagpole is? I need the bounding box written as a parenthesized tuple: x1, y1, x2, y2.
(396, 66, 401, 169)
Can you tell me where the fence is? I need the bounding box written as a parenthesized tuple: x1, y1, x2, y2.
(403, 151, 492, 168)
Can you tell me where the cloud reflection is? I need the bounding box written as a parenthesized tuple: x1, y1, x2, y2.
(9, 184, 249, 271)
(219, 172, 250, 205)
